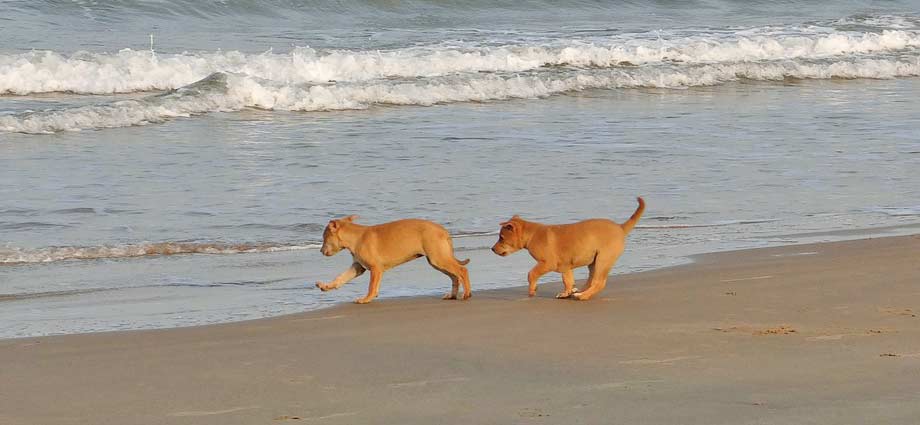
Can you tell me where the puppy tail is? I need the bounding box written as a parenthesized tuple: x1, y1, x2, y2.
(620, 197, 645, 235)
(458, 258, 471, 266)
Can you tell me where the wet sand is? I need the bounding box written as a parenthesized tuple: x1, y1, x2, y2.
(1, 234, 919, 425)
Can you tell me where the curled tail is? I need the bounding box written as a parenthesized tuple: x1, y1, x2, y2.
(620, 197, 645, 234)
(458, 258, 470, 266)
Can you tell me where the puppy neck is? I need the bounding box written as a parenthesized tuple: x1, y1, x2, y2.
(336, 222, 367, 252)
(516, 219, 538, 250)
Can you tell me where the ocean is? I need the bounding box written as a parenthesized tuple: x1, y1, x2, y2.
(1, 0, 919, 338)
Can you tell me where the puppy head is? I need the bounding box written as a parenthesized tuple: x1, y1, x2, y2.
(491, 215, 524, 256)
(320, 215, 358, 256)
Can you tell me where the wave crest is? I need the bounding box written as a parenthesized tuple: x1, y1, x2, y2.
(3, 20, 920, 134)
(2, 29, 919, 96)
(3, 53, 919, 134)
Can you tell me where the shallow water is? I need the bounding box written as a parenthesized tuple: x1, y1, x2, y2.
(2, 0, 919, 338)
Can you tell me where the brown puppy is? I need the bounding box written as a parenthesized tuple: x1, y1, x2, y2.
(317, 216, 471, 304)
(491, 197, 645, 301)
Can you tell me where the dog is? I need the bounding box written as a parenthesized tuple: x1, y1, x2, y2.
(317, 216, 471, 304)
(491, 197, 645, 301)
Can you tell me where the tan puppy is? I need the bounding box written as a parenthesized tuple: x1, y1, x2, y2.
(491, 197, 645, 301)
(317, 216, 471, 304)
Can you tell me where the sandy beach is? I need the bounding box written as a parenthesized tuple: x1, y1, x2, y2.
(1, 234, 918, 424)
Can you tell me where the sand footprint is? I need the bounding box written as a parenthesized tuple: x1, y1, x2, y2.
(879, 307, 916, 318)
(807, 329, 892, 341)
(274, 412, 357, 421)
(620, 356, 699, 365)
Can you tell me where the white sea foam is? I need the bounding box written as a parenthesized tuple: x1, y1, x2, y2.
(0, 241, 320, 265)
(3, 54, 919, 134)
(1, 29, 919, 95)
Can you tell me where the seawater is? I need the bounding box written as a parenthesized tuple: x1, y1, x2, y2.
(1, 0, 919, 338)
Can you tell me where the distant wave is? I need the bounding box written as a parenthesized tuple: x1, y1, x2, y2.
(866, 206, 920, 217)
(636, 219, 779, 229)
(0, 241, 320, 265)
(0, 288, 115, 302)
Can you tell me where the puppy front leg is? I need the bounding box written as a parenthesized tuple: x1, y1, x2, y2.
(527, 263, 552, 297)
(556, 269, 576, 299)
(316, 263, 366, 291)
(355, 267, 383, 304)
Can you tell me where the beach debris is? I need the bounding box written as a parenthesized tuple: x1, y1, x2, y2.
(756, 326, 796, 335)
(713, 325, 796, 335)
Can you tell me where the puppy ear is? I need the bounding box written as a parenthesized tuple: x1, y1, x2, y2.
(503, 223, 514, 231)
(342, 215, 358, 223)
(327, 220, 339, 232)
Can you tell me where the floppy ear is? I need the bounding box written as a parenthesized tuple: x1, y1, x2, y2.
(511, 215, 521, 220)
(342, 215, 358, 223)
(500, 220, 517, 232)
(327, 220, 339, 232)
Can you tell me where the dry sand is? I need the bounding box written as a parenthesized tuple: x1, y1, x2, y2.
(1, 235, 919, 425)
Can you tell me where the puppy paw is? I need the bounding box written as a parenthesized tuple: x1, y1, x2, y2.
(528, 291, 536, 297)
(461, 292, 472, 300)
(442, 294, 458, 300)
(572, 292, 591, 301)
(354, 297, 373, 304)
(555, 291, 574, 299)
(316, 282, 334, 292)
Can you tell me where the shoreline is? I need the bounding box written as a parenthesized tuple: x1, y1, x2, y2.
(1, 223, 919, 340)
(2, 234, 919, 424)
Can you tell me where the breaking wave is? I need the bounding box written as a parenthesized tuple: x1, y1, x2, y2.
(2, 29, 919, 95)
(3, 54, 919, 134)
(2, 18, 920, 133)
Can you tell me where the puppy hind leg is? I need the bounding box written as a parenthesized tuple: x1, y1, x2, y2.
(458, 265, 471, 300)
(428, 255, 464, 300)
(426, 243, 471, 300)
(574, 255, 617, 301)
(442, 272, 460, 300)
